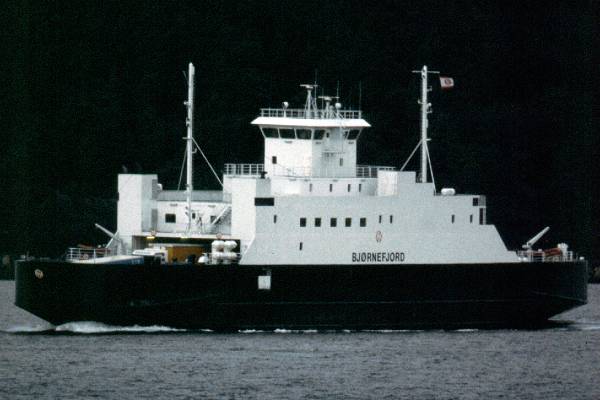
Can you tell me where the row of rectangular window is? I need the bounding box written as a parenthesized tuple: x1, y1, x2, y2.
(300, 217, 368, 227)
(296, 213, 481, 226)
(262, 128, 361, 140)
(315, 183, 362, 192)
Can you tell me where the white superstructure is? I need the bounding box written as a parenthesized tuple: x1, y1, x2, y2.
(116, 65, 519, 265)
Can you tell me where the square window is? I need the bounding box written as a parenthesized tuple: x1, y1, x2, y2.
(473, 197, 479, 206)
(359, 184, 362, 192)
(347, 184, 351, 192)
(280, 128, 295, 138)
(330, 218, 337, 227)
(300, 217, 306, 227)
(360, 217, 367, 227)
(309, 183, 313, 192)
(297, 129, 311, 139)
(315, 217, 321, 227)
(389, 215, 393, 224)
(272, 156, 277, 164)
(345, 217, 352, 227)
(165, 213, 176, 223)
(263, 128, 279, 138)
(340, 158, 344, 166)
(274, 215, 277, 223)
(379, 215, 382, 224)
(299, 242, 303, 250)
(329, 183, 333, 192)
(451, 214, 455, 223)
(470, 214, 473, 223)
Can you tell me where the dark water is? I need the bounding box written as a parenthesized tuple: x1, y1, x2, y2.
(1, 281, 599, 400)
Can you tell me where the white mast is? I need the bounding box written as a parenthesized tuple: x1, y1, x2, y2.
(184, 63, 195, 235)
(412, 65, 439, 183)
(419, 66, 429, 183)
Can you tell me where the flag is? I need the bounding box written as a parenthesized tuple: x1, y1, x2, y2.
(440, 76, 454, 90)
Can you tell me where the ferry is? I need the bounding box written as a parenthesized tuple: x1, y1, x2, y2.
(15, 64, 588, 330)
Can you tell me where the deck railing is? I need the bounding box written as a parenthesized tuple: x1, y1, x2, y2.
(356, 165, 396, 178)
(224, 163, 395, 178)
(517, 249, 576, 263)
(259, 108, 362, 119)
(224, 163, 264, 176)
(65, 247, 111, 262)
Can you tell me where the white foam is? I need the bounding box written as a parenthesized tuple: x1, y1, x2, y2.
(572, 324, 600, 331)
(54, 321, 185, 334)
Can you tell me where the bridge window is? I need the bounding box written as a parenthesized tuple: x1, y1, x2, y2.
(314, 130, 326, 140)
(330, 217, 337, 227)
(300, 217, 306, 227)
(360, 218, 367, 227)
(315, 217, 321, 227)
(297, 129, 312, 139)
(345, 217, 352, 227)
(280, 128, 295, 139)
(165, 213, 176, 223)
(347, 129, 361, 140)
(262, 128, 279, 138)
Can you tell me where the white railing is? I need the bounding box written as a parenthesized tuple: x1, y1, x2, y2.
(224, 163, 396, 178)
(224, 163, 264, 176)
(356, 165, 396, 178)
(259, 108, 362, 119)
(65, 247, 111, 262)
(517, 249, 576, 263)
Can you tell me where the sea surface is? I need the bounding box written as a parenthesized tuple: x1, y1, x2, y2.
(1, 280, 599, 400)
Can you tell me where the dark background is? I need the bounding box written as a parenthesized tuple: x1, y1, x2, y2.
(0, 1, 595, 261)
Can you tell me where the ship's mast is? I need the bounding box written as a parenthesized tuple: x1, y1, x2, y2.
(413, 65, 439, 183)
(184, 63, 195, 234)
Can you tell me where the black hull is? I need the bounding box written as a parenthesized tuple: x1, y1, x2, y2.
(15, 260, 587, 330)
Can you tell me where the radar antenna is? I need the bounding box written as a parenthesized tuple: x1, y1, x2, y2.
(318, 95, 339, 118)
(300, 84, 319, 118)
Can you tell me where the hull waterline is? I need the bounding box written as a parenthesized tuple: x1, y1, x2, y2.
(15, 260, 587, 330)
